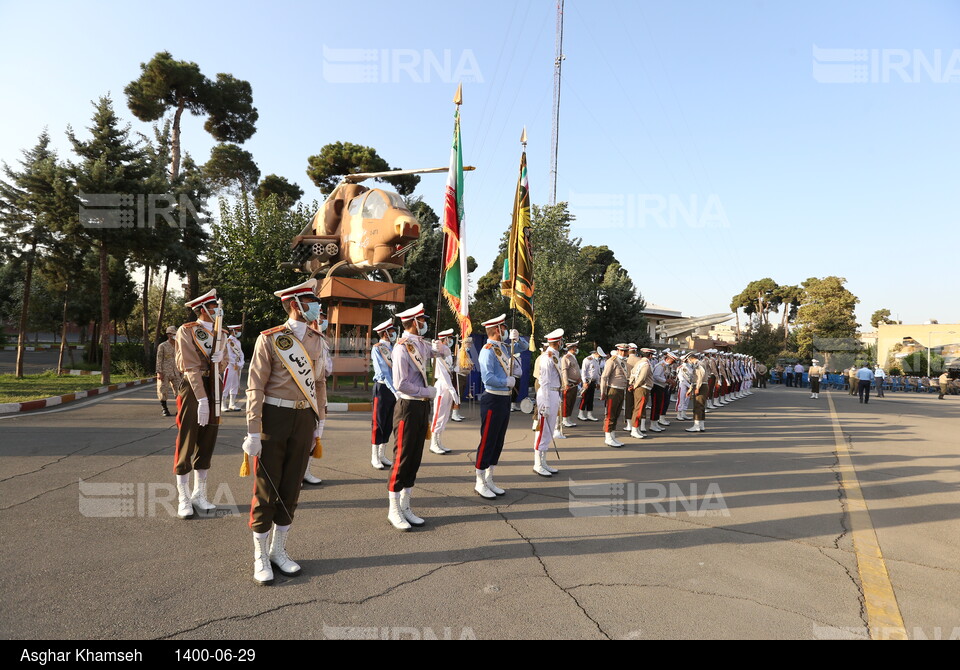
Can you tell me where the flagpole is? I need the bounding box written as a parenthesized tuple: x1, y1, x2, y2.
(435, 84, 463, 332)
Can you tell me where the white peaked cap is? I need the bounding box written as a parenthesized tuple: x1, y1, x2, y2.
(396, 303, 425, 321)
(185, 289, 217, 309)
(373, 318, 395, 333)
(274, 278, 318, 301)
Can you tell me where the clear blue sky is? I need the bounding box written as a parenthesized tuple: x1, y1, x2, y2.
(2, 0, 958, 329)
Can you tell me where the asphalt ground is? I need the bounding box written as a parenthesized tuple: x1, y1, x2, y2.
(0, 382, 957, 640)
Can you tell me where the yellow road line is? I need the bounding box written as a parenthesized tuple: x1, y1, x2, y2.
(826, 391, 908, 640)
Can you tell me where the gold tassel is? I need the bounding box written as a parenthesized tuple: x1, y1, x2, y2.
(312, 437, 323, 458)
(240, 453, 250, 477)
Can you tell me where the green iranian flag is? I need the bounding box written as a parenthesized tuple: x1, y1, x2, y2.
(442, 103, 471, 337)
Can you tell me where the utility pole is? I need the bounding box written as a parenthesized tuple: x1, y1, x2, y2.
(548, 0, 565, 206)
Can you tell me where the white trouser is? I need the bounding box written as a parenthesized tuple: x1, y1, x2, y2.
(533, 388, 560, 452)
(676, 381, 690, 412)
(431, 388, 454, 436)
(222, 366, 240, 398)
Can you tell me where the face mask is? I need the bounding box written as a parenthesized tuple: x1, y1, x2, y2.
(417, 320, 428, 336)
(205, 305, 222, 320)
(301, 302, 321, 323)
(388, 331, 397, 343)
(319, 319, 328, 332)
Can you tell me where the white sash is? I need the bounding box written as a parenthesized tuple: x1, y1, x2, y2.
(403, 340, 428, 385)
(271, 329, 319, 418)
(190, 325, 214, 360)
(376, 342, 393, 368)
(490, 341, 512, 376)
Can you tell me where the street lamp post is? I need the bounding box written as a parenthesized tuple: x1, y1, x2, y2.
(926, 330, 956, 377)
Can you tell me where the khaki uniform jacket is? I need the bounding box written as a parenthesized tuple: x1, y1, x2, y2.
(176, 321, 228, 401)
(629, 358, 653, 390)
(600, 355, 629, 397)
(809, 365, 824, 377)
(691, 362, 706, 389)
(561, 352, 582, 387)
(246, 323, 328, 435)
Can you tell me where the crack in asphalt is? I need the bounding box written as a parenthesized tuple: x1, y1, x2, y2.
(567, 581, 840, 630)
(830, 428, 869, 629)
(0, 427, 173, 485)
(494, 506, 611, 640)
(0, 430, 174, 511)
(156, 560, 481, 639)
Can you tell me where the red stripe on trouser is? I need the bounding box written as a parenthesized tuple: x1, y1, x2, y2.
(371, 396, 379, 444)
(172, 394, 184, 472)
(633, 395, 647, 426)
(388, 420, 405, 492)
(604, 397, 614, 432)
(432, 396, 442, 431)
(534, 415, 546, 450)
(475, 410, 493, 468)
(248, 456, 259, 529)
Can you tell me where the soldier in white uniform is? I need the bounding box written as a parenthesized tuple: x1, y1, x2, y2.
(302, 307, 333, 486)
(578, 347, 602, 422)
(370, 318, 398, 470)
(221, 324, 244, 412)
(429, 329, 458, 455)
(533, 329, 564, 476)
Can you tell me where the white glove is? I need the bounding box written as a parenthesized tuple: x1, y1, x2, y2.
(510, 329, 519, 342)
(506, 376, 516, 389)
(314, 420, 324, 439)
(197, 398, 209, 427)
(242, 433, 262, 458)
(210, 349, 225, 364)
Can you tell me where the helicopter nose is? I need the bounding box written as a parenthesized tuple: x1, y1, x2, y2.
(395, 216, 420, 239)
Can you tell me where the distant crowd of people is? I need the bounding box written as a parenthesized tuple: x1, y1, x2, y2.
(765, 362, 955, 402)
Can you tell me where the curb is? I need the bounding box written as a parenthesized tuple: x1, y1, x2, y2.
(0, 378, 154, 414)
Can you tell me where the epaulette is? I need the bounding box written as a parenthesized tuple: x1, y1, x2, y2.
(261, 325, 287, 336)
(484, 343, 493, 349)
(182, 321, 198, 328)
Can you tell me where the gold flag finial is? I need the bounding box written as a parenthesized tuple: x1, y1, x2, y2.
(520, 126, 527, 145)
(453, 83, 463, 105)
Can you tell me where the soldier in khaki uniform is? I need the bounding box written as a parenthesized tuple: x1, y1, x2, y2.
(241, 279, 328, 585)
(628, 348, 654, 438)
(156, 325, 181, 417)
(808, 359, 825, 399)
(173, 290, 228, 519)
(939, 371, 950, 399)
(600, 343, 631, 447)
(560, 341, 582, 429)
(684, 351, 708, 432)
(623, 344, 640, 431)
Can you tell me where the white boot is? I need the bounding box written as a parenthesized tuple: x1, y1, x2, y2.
(510, 403, 520, 413)
(400, 488, 425, 526)
(475, 469, 497, 499)
(371, 444, 386, 470)
(387, 492, 411, 531)
(429, 434, 446, 454)
(578, 410, 588, 421)
(587, 411, 599, 421)
(253, 531, 274, 585)
(542, 451, 558, 474)
(658, 416, 670, 426)
(191, 469, 216, 512)
(229, 394, 239, 411)
(378, 443, 393, 467)
(630, 425, 645, 439)
(676, 412, 685, 421)
(451, 408, 465, 421)
(648, 418, 664, 432)
(605, 431, 624, 447)
(303, 458, 322, 485)
(562, 417, 577, 428)
(533, 451, 552, 477)
(685, 420, 704, 433)
(176, 474, 194, 519)
(269, 524, 301, 576)
(810, 393, 816, 399)
(553, 427, 566, 440)
(485, 466, 505, 495)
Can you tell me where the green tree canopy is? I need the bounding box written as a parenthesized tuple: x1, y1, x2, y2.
(871, 308, 894, 328)
(794, 276, 860, 359)
(305, 142, 420, 196)
(254, 174, 304, 210)
(204, 143, 260, 195)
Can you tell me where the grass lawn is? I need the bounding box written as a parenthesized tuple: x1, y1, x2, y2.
(0, 371, 146, 403)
